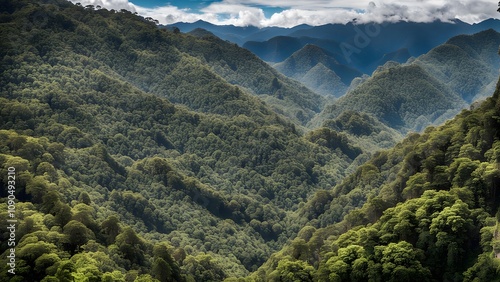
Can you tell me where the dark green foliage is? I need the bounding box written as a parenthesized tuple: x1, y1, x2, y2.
(314, 64, 465, 132)
(305, 128, 362, 159)
(0, 0, 356, 280)
(2, 1, 500, 281)
(416, 29, 500, 103)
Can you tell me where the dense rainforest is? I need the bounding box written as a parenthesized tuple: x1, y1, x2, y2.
(1, 0, 500, 281)
(252, 78, 500, 281)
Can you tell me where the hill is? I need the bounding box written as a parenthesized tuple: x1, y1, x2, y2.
(312, 63, 466, 132)
(171, 31, 326, 126)
(415, 29, 500, 103)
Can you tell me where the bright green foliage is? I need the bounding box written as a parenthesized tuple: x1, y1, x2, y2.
(183, 254, 226, 282)
(252, 71, 500, 280)
(270, 258, 314, 282)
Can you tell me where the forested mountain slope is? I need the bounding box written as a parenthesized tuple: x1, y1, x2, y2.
(0, 0, 358, 280)
(4, 0, 324, 127)
(171, 30, 325, 126)
(415, 29, 500, 103)
(312, 30, 500, 133)
(250, 76, 500, 281)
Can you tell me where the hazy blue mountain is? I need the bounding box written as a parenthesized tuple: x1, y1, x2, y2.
(374, 48, 411, 69)
(274, 44, 362, 97)
(243, 19, 500, 74)
(241, 36, 304, 62)
(165, 20, 312, 45)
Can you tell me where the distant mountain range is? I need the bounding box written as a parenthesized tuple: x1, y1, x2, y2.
(167, 19, 500, 102)
(167, 18, 500, 76)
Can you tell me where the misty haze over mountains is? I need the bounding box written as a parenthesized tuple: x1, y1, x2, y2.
(168, 19, 500, 133)
(167, 18, 500, 69)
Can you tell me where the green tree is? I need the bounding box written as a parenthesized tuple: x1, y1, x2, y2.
(272, 258, 314, 282)
(63, 220, 94, 253)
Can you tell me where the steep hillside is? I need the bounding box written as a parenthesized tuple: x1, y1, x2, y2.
(312, 63, 466, 132)
(0, 0, 354, 280)
(173, 33, 325, 125)
(300, 63, 347, 97)
(20, 2, 325, 127)
(250, 74, 500, 282)
(415, 29, 500, 103)
(274, 44, 362, 97)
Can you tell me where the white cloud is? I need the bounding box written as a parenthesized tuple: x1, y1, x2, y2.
(68, 0, 500, 27)
(71, 0, 136, 12)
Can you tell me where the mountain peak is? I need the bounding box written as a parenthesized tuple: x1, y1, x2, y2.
(292, 44, 333, 60)
(188, 28, 217, 38)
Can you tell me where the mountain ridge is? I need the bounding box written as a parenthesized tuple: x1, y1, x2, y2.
(311, 29, 500, 133)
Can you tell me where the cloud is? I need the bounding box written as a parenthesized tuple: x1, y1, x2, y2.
(71, 0, 136, 12)
(69, 0, 500, 27)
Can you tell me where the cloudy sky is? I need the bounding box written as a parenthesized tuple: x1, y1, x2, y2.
(71, 0, 500, 27)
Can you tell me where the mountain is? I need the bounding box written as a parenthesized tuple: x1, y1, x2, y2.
(415, 29, 500, 103)
(164, 20, 260, 45)
(312, 63, 466, 132)
(274, 44, 362, 97)
(186, 27, 216, 38)
(243, 19, 500, 74)
(312, 29, 500, 133)
(2, 1, 499, 281)
(249, 70, 500, 282)
(0, 0, 356, 280)
(241, 36, 304, 63)
(375, 47, 411, 68)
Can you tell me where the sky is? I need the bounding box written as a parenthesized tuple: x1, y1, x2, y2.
(70, 0, 500, 27)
